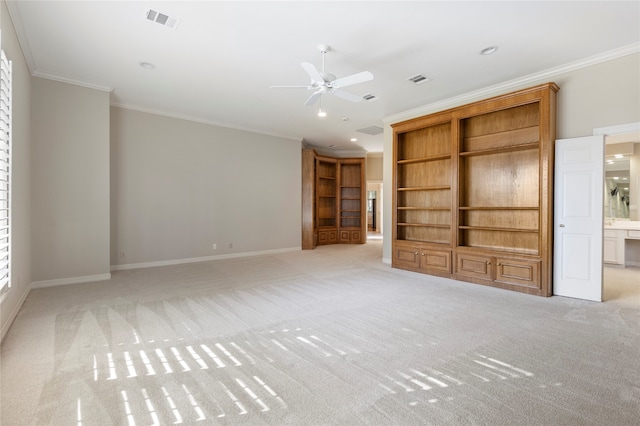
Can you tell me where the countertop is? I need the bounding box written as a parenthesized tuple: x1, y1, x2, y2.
(605, 221, 640, 230)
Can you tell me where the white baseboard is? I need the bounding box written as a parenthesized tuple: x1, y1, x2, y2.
(111, 247, 302, 271)
(31, 273, 112, 289)
(382, 257, 391, 264)
(1, 282, 32, 342)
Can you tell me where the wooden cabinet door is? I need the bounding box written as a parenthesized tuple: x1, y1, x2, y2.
(420, 249, 451, 273)
(318, 230, 337, 245)
(393, 246, 420, 269)
(494, 257, 540, 289)
(455, 253, 492, 280)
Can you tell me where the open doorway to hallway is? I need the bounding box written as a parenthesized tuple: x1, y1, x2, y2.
(366, 182, 382, 241)
(366, 152, 383, 242)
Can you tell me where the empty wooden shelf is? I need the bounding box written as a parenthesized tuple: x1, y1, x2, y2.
(392, 83, 558, 296)
(302, 150, 366, 249)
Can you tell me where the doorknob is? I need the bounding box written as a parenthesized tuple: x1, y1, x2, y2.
(559, 224, 565, 227)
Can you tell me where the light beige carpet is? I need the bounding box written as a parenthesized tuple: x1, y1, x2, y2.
(2, 241, 639, 425)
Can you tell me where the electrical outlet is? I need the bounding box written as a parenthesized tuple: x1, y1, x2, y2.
(212, 243, 217, 250)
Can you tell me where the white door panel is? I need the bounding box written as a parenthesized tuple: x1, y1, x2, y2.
(554, 136, 604, 301)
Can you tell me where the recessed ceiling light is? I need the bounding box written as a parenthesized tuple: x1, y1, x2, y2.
(140, 62, 155, 70)
(350, 138, 357, 142)
(317, 108, 327, 118)
(480, 46, 498, 55)
(614, 154, 624, 158)
(607, 160, 615, 164)
(613, 177, 620, 180)
(624, 187, 629, 190)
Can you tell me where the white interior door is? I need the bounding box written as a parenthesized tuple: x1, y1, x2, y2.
(553, 135, 604, 301)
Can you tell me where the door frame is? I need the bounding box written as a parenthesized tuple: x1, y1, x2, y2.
(551, 122, 639, 301)
(593, 121, 640, 292)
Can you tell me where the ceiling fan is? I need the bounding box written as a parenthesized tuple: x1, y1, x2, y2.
(271, 44, 373, 107)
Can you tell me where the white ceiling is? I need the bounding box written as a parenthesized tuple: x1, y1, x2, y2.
(6, 1, 640, 153)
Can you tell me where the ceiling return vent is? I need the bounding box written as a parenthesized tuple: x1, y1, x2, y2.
(146, 9, 181, 30)
(407, 74, 431, 84)
(356, 126, 384, 136)
(362, 93, 379, 101)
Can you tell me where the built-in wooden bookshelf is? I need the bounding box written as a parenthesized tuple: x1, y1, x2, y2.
(339, 159, 365, 243)
(302, 150, 366, 249)
(392, 83, 558, 296)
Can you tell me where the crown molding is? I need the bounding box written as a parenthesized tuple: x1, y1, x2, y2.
(384, 42, 640, 125)
(4, 0, 35, 74)
(32, 70, 113, 92)
(111, 102, 302, 144)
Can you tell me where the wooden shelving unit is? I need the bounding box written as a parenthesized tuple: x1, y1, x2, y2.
(392, 83, 558, 296)
(395, 121, 452, 250)
(302, 150, 366, 249)
(338, 159, 365, 243)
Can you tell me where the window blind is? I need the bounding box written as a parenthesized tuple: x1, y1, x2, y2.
(0, 49, 11, 293)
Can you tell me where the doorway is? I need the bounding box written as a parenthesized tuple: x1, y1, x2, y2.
(596, 123, 640, 302)
(366, 182, 382, 240)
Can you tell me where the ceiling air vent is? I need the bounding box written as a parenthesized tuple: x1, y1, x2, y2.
(362, 93, 379, 101)
(407, 74, 430, 84)
(356, 126, 384, 136)
(146, 9, 181, 30)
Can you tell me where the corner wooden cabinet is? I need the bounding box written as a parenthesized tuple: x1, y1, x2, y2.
(302, 150, 366, 249)
(392, 83, 558, 296)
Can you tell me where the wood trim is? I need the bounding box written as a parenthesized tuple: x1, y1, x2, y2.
(301, 149, 316, 250)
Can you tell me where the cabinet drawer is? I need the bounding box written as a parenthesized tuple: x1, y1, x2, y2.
(393, 246, 420, 269)
(494, 257, 540, 289)
(604, 229, 621, 237)
(420, 249, 451, 273)
(455, 253, 492, 280)
(628, 230, 640, 239)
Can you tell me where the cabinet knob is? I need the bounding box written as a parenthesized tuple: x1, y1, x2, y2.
(414, 252, 419, 255)
(421, 253, 425, 256)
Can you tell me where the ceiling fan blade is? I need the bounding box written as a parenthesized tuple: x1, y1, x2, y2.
(301, 62, 324, 84)
(331, 89, 363, 103)
(304, 90, 322, 106)
(270, 85, 312, 89)
(331, 71, 373, 88)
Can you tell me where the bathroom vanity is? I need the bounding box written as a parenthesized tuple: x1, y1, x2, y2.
(604, 221, 640, 267)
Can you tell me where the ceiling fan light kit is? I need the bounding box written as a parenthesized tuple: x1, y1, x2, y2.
(271, 44, 374, 110)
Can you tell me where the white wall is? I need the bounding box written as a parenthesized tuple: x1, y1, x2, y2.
(0, 0, 32, 340)
(31, 78, 111, 284)
(110, 107, 301, 267)
(382, 52, 640, 261)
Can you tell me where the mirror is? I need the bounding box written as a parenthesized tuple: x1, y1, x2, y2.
(605, 136, 639, 220)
